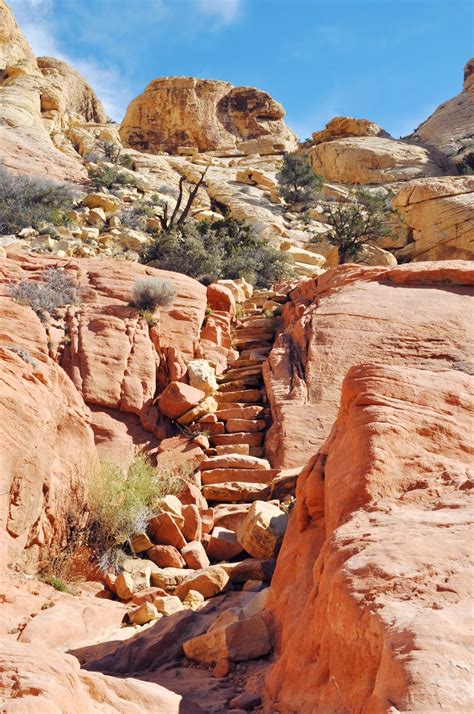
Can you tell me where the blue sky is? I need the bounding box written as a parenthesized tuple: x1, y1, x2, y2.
(9, 0, 473, 138)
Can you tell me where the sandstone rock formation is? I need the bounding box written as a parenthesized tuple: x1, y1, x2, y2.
(119, 76, 297, 155)
(265, 363, 474, 712)
(311, 116, 390, 144)
(0, 0, 105, 181)
(410, 58, 474, 168)
(393, 176, 474, 261)
(309, 135, 452, 184)
(264, 261, 474, 467)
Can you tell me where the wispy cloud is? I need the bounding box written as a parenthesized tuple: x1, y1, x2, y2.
(193, 0, 242, 26)
(8, 0, 130, 120)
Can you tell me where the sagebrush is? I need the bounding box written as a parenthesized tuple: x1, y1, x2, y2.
(131, 277, 176, 312)
(0, 164, 76, 234)
(10, 267, 78, 322)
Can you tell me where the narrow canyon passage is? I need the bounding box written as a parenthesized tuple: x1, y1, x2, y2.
(68, 286, 296, 713)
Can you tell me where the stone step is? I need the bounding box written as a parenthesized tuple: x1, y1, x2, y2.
(216, 389, 262, 404)
(217, 376, 262, 392)
(201, 468, 280, 485)
(216, 405, 264, 421)
(190, 421, 225, 436)
(215, 444, 250, 456)
(239, 317, 278, 329)
(200, 454, 272, 471)
(201, 482, 270, 503)
(226, 418, 266, 433)
(232, 338, 273, 350)
(217, 365, 263, 383)
(234, 329, 275, 341)
(238, 347, 272, 359)
(211, 432, 264, 447)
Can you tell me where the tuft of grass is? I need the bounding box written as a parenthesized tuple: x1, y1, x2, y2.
(86, 456, 185, 571)
(40, 575, 71, 593)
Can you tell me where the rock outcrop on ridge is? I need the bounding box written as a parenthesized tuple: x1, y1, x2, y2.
(409, 58, 474, 169)
(0, 0, 105, 181)
(119, 76, 297, 155)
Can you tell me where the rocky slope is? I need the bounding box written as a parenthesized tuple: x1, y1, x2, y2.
(410, 58, 474, 169)
(0, 1, 473, 711)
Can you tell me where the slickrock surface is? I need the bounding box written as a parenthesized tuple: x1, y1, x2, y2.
(264, 261, 474, 467)
(309, 135, 452, 184)
(120, 76, 297, 155)
(410, 57, 474, 167)
(265, 363, 474, 712)
(393, 176, 474, 261)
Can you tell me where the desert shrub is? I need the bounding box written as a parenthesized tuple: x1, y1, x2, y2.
(198, 274, 219, 286)
(0, 165, 76, 234)
(131, 277, 176, 312)
(118, 199, 158, 231)
(277, 152, 323, 206)
(7, 345, 38, 367)
(10, 267, 78, 322)
(86, 456, 185, 569)
(317, 189, 394, 264)
(89, 165, 140, 190)
(40, 575, 70, 592)
(140, 217, 294, 288)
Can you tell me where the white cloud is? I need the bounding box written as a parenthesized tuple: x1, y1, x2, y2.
(194, 0, 242, 26)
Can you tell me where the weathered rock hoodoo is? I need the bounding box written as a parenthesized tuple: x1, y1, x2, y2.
(119, 76, 297, 155)
(410, 58, 474, 169)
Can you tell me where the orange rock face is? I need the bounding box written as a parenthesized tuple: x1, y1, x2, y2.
(265, 363, 474, 712)
(264, 261, 474, 467)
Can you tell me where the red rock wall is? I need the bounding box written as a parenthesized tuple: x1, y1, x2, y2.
(264, 261, 474, 468)
(266, 364, 474, 712)
(264, 261, 474, 712)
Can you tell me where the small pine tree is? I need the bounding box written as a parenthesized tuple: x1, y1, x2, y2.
(320, 190, 393, 264)
(277, 152, 323, 206)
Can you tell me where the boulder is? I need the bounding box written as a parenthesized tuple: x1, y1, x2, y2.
(153, 595, 184, 616)
(239, 501, 288, 559)
(183, 615, 271, 663)
(130, 532, 154, 553)
(182, 504, 202, 542)
(181, 541, 211, 570)
(207, 283, 236, 314)
(311, 116, 390, 144)
(119, 76, 296, 155)
(150, 567, 195, 592)
(158, 382, 206, 420)
(207, 527, 244, 561)
(187, 359, 218, 394)
(129, 602, 160, 625)
(148, 512, 186, 549)
(182, 589, 205, 611)
(175, 566, 229, 600)
(154, 495, 185, 528)
(309, 136, 450, 184)
(146, 545, 186, 569)
(82, 192, 122, 213)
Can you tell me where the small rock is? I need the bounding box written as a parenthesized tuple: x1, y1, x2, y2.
(182, 504, 202, 542)
(154, 595, 184, 616)
(146, 545, 186, 569)
(183, 589, 205, 611)
(131, 587, 167, 605)
(148, 512, 186, 549)
(212, 659, 235, 678)
(129, 602, 160, 625)
(239, 500, 288, 559)
(242, 580, 263, 592)
(130, 532, 154, 553)
(158, 381, 206, 420)
(229, 692, 262, 711)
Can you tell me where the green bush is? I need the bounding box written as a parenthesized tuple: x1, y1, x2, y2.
(316, 189, 394, 264)
(0, 165, 76, 234)
(89, 165, 141, 190)
(86, 456, 185, 570)
(131, 277, 176, 312)
(277, 152, 323, 206)
(140, 217, 294, 288)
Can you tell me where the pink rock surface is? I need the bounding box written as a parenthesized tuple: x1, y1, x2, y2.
(264, 261, 474, 467)
(265, 364, 474, 712)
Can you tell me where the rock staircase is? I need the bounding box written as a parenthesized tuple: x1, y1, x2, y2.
(195, 289, 288, 507)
